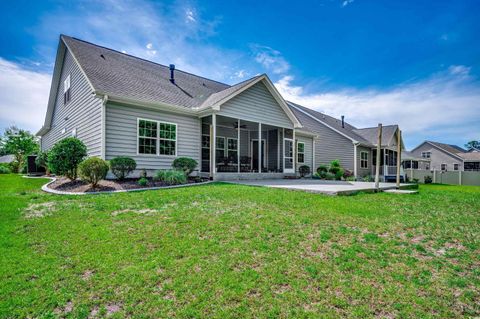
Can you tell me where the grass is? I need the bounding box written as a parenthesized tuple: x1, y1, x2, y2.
(0, 174, 479, 318)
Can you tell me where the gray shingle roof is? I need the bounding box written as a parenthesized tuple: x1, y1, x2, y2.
(353, 125, 398, 146)
(427, 141, 466, 154)
(457, 152, 480, 161)
(62, 35, 230, 108)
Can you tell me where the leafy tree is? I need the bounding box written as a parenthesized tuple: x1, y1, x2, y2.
(48, 137, 87, 180)
(1, 126, 39, 173)
(465, 140, 480, 151)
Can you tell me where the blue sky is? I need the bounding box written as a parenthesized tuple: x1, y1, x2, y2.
(0, 0, 479, 149)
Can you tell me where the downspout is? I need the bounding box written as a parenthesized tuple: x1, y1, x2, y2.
(353, 142, 358, 179)
(101, 95, 108, 160)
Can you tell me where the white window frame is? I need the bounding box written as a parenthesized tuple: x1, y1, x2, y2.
(360, 151, 369, 169)
(297, 142, 305, 164)
(216, 136, 226, 156)
(136, 118, 177, 156)
(227, 137, 238, 159)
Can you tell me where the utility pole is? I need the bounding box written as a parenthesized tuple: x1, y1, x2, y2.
(375, 123, 382, 190)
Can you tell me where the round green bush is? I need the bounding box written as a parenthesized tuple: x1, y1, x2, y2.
(335, 168, 344, 180)
(172, 157, 198, 176)
(316, 165, 328, 175)
(325, 172, 336, 180)
(328, 159, 342, 175)
(0, 163, 11, 174)
(138, 177, 148, 186)
(109, 156, 136, 180)
(78, 157, 109, 187)
(298, 165, 310, 178)
(48, 137, 87, 180)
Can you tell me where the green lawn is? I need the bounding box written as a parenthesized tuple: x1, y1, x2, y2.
(0, 174, 479, 318)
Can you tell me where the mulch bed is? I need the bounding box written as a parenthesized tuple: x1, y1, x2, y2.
(47, 176, 209, 193)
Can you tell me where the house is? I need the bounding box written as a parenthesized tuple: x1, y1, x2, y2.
(37, 35, 403, 181)
(410, 141, 480, 172)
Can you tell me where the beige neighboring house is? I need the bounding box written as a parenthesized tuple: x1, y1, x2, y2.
(410, 141, 480, 172)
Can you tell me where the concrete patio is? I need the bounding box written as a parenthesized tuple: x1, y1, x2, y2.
(229, 179, 412, 195)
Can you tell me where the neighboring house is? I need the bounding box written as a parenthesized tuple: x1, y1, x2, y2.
(0, 155, 14, 163)
(37, 35, 403, 180)
(410, 141, 480, 172)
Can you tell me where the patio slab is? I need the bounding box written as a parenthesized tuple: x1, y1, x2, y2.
(229, 179, 413, 195)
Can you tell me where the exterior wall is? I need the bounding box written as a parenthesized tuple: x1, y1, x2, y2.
(218, 82, 294, 129)
(411, 142, 464, 171)
(356, 146, 373, 177)
(40, 50, 102, 155)
(296, 135, 313, 175)
(105, 102, 201, 171)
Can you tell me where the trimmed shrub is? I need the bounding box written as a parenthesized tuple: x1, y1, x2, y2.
(138, 177, 148, 186)
(155, 170, 187, 185)
(172, 157, 197, 176)
(298, 165, 310, 178)
(0, 163, 11, 174)
(316, 165, 328, 175)
(363, 175, 373, 182)
(35, 151, 50, 174)
(328, 159, 342, 175)
(78, 157, 109, 187)
(325, 172, 336, 180)
(110, 156, 136, 180)
(48, 137, 87, 180)
(345, 176, 356, 182)
(334, 168, 344, 180)
(424, 176, 432, 184)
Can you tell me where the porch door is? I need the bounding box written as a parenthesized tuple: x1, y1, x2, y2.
(283, 138, 294, 173)
(252, 140, 265, 172)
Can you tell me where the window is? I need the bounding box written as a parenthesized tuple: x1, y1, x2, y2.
(216, 136, 225, 159)
(138, 119, 157, 154)
(453, 163, 459, 171)
(297, 142, 305, 163)
(441, 163, 447, 171)
(421, 151, 431, 158)
(63, 74, 71, 104)
(227, 138, 238, 162)
(201, 135, 210, 172)
(159, 122, 177, 155)
(137, 119, 177, 155)
(360, 151, 368, 169)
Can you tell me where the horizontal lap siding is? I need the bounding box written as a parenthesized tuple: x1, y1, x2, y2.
(357, 146, 372, 177)
(218, 82, 293, 129)
(41, 50, 102, 155)
(105, 103, 200, 170)
(296, 135, 313, 174)
(411, 143, 463, 171)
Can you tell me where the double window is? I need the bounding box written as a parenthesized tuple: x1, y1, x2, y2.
(297, 142, 305, 163)
(138, 119, 177, 155)
(421, 151, 431, 159)
(64, 74, 71, 104)
(360, 151, 368, 169)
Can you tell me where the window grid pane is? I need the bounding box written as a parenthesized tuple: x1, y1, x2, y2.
(138, 138, 157, 154)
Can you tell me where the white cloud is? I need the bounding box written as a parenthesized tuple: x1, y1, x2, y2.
(185, 9, 196, 22)
(146, 43, 153, 49)
(274, 67, 480, 148)
(0, 58, 51, 133)
(342, 0, 354, 7)
(448, 64, 470, 76)
(232, 69, 248, 79)
(251, 44, 290, 74)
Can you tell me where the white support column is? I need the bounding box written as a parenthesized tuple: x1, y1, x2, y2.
(258, 122, 262, 173)
(292, 129, 296, 174)
(353, 143, 358, 178)
(237, 119, 241, 174)
(312, 139, 316, 172)
(212, 113, 217, 178)
(282, 128, 285, 172)
(277, 128, 280, 171)
(459, 170, 462, 185)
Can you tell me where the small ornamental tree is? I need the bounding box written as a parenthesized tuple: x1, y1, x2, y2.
(48, 137, 87, 180)
(1, 126, 39, 173)
(110, 156, 136, 180)
(172, 157, 197, 176)
(78, 157, 109, 187)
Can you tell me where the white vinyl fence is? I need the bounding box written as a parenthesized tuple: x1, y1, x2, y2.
(405, 169, 480, 186)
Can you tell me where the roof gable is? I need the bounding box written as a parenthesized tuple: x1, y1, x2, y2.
(411, 141, 465, 160)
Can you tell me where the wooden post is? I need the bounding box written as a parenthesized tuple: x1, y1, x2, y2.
(396, 129, 402, 188)
(374, 123, 382, 190)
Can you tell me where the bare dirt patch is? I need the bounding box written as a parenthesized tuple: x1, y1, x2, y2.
(47, 176, 208, 193)
(24, 202, 57, 218)
(111, 208, 159, 216)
